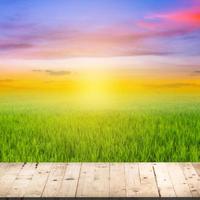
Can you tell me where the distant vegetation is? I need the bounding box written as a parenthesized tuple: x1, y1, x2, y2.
(0, 93, 199, 162)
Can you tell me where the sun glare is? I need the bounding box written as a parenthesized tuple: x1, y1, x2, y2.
(76, 69, 114, 108)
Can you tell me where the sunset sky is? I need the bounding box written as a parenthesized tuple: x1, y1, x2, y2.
(0, 0, 200, 94)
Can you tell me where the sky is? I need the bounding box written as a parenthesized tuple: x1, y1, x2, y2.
(0, 0, 200, 94)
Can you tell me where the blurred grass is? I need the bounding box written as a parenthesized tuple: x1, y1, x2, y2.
(0, 93, 199, 162)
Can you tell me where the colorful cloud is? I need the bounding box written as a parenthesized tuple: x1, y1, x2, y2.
(0, 0, 200, 94)
(0, 0, 199, 59)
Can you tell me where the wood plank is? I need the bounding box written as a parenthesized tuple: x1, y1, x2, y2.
(110, 163, 126, 197)
(59, 163, 81, 197)
(42, 163, 66, 197)
(180, 163, 200, 197)
(138, 163, 160, 197)
(193, 163, 200, 176)
(153, 163, 176, 197)
(24, 163, 52, 197)
(0, 163, 9, 178)
(167, 163, 192, 197)
(0, 163, 24, 197)
(193, 163, 200, 196)
(125, 163, 141, 197)
(0, 162, 199, 198)
(76, 163, 109, 197)
(6, 163, 37, 197)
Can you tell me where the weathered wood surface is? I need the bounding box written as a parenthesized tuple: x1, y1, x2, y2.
(0, 163, 199, 198)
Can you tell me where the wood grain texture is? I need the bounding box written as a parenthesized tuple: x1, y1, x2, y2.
(0, 162, 199, 198)
(138, 163, 160, 197)
(0, 163, 9, 178)
(193, 163, 200, 176)
(180, 163, 200, 197)
(125, 163, 141, 197)
(6, 163, 37, 197)
(153, 163, 176, 197)
(42, 163, 67, 197)
(0, 163, 24, 197)
(24, 163, 52, 197)
(59, 163, 81, 197)
(76, 163, 109, 197)
(109, 163, 126, 197)
(167, 163, 192, 197)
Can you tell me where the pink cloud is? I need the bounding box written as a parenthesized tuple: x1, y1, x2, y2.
(141, 5, 200, 32)
(0, 22, 173, 59)
(2, 5, 200, 60)
(152, 9, 200, 26)
(0, 43, 33, 50)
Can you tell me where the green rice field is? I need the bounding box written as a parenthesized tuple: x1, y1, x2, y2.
(0, 93, 199, 162)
